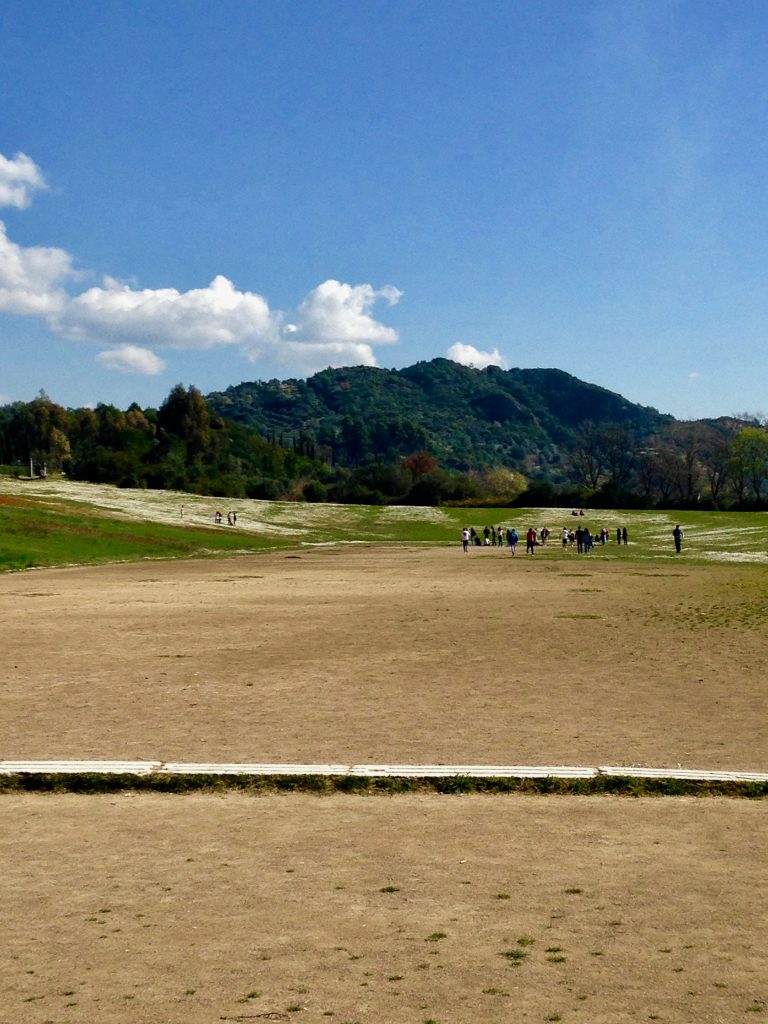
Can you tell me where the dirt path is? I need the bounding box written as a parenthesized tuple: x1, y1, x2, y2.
(1, 793, 765, 1024)
(2, 545, 766, 769)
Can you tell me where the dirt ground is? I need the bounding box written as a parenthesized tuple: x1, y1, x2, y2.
(1, 792, 765, 1024)
(3, 546, 767, 1023)
(1, 545, 766, 769)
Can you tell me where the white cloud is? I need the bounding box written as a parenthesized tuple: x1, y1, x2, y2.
(52, 274, 400, 375)
(291, 280, 402, 345)
(95, 345, 166, 375)
(0, 153, 402, 377)
(0, 221, 72, 315)
(0, 152, 46, 209)
(53, 274, 279, 350)
(447, 343, 508, 370)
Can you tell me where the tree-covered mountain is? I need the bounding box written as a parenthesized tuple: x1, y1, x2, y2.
(207, 358, 673, 479)
(2, 363, 766, 508)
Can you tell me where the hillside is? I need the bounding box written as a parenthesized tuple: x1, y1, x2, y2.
(207, 358, 672, 476)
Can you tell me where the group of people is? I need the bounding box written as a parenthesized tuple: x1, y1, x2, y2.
(461, 524, 550, 555)
(559, 525, 628, 552)
(214, 510, 238, 526)
(461, 522, 686, 554)
(461, 525, 521, 553)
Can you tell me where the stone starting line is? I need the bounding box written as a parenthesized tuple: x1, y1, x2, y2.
(1, 761, 766, 783)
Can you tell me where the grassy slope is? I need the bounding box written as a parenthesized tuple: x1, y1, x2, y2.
(1, 477, 767, 571)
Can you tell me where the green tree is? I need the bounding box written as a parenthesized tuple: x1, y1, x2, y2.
(730, 427, 768, 506)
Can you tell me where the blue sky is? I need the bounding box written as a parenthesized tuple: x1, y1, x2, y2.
(1, 0, 767, 419)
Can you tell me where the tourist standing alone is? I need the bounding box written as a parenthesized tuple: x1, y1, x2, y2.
(672, 524, 683, 553)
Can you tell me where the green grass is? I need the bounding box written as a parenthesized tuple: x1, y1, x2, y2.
(0, 494, 287, 571)
(2, 477, 768, 572)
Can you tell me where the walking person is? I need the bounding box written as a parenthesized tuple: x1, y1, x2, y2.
(525, 527, 537, 555)
(508, 527, 518, 555)
(622, 527, 628, 545)
(672, 524, 683, 553)
(462, 527, 470, 553)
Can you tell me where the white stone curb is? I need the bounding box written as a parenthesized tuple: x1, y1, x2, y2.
(0, 761, 766, 782)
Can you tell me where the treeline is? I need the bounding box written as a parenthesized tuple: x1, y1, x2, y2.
(2, 387, 767, 509)
(560, 418, 768, 510)
(0, 386, 524, 506)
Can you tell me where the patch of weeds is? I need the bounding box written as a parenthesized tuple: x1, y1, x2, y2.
(380, 886, 400, 893)
(672, 966, 684, 972)
(500, 949, 528, 963)
(495, 893, 511, 900)
(746, 1004, 765, 1014)
(545, 946, 563, 953)
(608, 919, 623, 927)
(564, 887, 583, 894)
(483, 988, 510, 996)
(287, 1004, 303, 1013)
(547, 954, 567, 963)
(238, 990, 261, 1002)
(388, 975, 403, 982)
(425, 932, 447, 942)
(659, 948, 672, 953)
(590, 950, 604, 957)
(184, 988, 195, 995)
(349, 954, 362, 961)
(545, 1015, 562, 1022)
(713, 982, 728, 989)
(517, 936, 535, 946)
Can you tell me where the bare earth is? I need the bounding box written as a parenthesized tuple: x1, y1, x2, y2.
(1, 793, 765, 1024)
(1, 545, 766, 768)
(3, 545, 767, 1023)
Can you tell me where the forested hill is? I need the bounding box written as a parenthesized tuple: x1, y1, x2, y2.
(207, 358, 672, 476)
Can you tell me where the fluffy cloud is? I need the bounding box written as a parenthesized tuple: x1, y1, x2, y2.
(291, 280, 401, 345)
(0, 152, 402, 376)
(95, 345, 166, 375)
(54, 274, 278, 350)
(0, 221, 72, 315)
(447, 343, 508, 370)
(238, 280, 403, 374)
(0, 152, 46, 209)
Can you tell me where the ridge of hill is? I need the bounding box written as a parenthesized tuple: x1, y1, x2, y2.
(207, 358, 673, 476)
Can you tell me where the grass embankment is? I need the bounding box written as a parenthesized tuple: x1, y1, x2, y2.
(1, 476, 768, 571)
(0, 494, 288, 571)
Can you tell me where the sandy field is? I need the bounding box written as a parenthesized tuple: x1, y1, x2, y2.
(1, 792, 765, 1024)
(1, 545, 766, 769)
(2, 545, 767, 1023)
